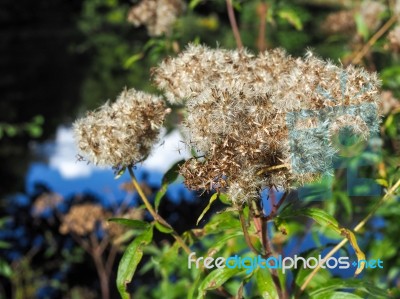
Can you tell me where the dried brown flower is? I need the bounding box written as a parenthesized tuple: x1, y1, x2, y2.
(128, 0, 185, 36)
(322, 10, 356, 35)
(379, 90, 400, 114)
(60, 203, 109, 236)
(32, 193, 63, 217)
(73, 88, 170, 168)
(166, 45, 381, 204)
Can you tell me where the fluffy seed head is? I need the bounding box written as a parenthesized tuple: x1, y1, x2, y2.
(73, 88, 170, 168)
(171, 45, 381, 204)
(128, 0, 185, 36)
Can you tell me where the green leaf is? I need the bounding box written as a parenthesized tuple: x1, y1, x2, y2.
(116, 226, 153, 299)
(196, 193, 219, 225)
(204, 211, 241, 234)
(0, 241, 11, 249)
(218, 193, 230, 204)
(278, 207, 366, 275)
(0, 259, 12, 278)
(278, 8, 303, 30)
(154, 221, 174, 234)
(255, 268, 278, 298)
(310, 278, 389, 298)
(376, 178, 388, 187)
(155, 159, 186, 211)
(124, 53, 143, 69)
(162, 159, 185, 185)
(189, 0, 202, 10)
(197, 267, 244, 299)
(154, 183, 168, 212)
(114, 167, 126, 179)
(108, 218, 150, 230)
(355, 13, 369, 40)
(32, 115, 44, 125)
(5, 125, 17, 137)
(279, 207, 340, 233)
(313, 291, 363, 299)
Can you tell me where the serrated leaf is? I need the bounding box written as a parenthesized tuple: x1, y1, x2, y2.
(196, 193, 218, 225)
(108, 218, 150, 230)
(197, 267, 244, 299)
(117, 226, 153, 299)
(255, 268, 278, 298)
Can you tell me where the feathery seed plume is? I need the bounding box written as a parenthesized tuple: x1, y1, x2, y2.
(73, 88, 170, 168)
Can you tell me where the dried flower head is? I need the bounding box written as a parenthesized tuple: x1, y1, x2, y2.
(153, 44, 298, 105)
(73, 88, 170, 168)
(359, 0, 386, 32)
(387, 26, 400, 53)
(32, 192, 63, 217)
(379, 90, 400, 114)
(169, 45, 381, 204)
(60, 203, 110, 236)
(128, 0, 185, 36)
(322, 10, 356, 34)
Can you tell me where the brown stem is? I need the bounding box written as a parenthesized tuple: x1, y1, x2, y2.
(127, 166, 192, 255)
(351, 15, 397, 64)
(105, 244, 118, 277)
(298, 178, 400, 295)
(92, 248, 110, 299)
(256, 2, 268, 51)
(226, 0, 243, 49)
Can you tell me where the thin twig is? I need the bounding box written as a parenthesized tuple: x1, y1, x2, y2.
(298, 178, 400, 295)
(226, 0, 243, 49)
(251, 197, 284, 299)
(351, 15, 397, 64)
(127, 166, 192, 255)
(239, 209, 261, 255)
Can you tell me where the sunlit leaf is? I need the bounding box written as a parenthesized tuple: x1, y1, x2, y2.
(117, 226, 153, 299)
(278, 8, 303, 30)
(197, 267, 244, 299)
(196, 193, 219, 225)
(154, 221, 174, 234)
(255, 268, 278, 298)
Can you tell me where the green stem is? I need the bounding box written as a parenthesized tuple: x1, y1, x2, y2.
(127, 166, 192, 255)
